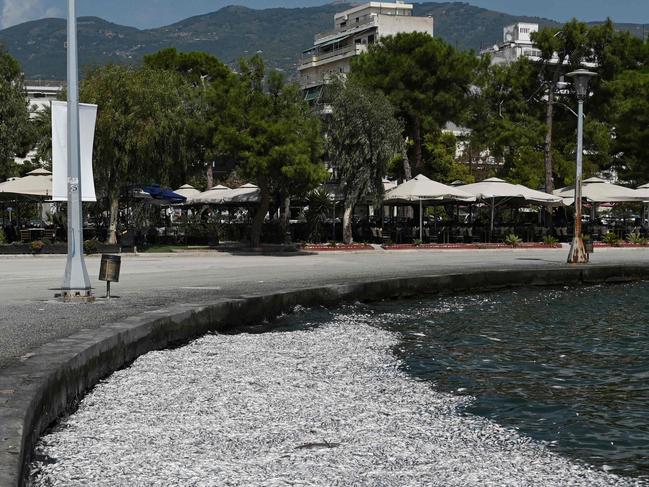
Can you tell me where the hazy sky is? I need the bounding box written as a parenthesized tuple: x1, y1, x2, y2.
(2, 0, 648, 29)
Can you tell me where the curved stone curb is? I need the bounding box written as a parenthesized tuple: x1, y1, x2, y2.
(1, 264, 648, 486)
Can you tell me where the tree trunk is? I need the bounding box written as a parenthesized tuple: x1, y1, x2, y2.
(412, 118, 423, 172)
(206, 164, 214, 190)
(402, 137, 412, 181)
(544, 86, 555, 194)
(281, 196, 291, 243)
(107, 193, 119, 245)
(342, 201, 354, 244)
(250, 185, 270, 248)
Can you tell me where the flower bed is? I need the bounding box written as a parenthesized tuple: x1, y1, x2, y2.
(301, 243, 374, 252)
(382, 242, 562, 250)
(593, 242, 649, 248)
(0, 243, 120, 255)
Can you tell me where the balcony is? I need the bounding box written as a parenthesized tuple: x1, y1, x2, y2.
(314, 17, 378, 44)
(298, 44, 368, 70)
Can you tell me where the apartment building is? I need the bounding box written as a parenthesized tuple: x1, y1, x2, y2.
(298, 1, 433, 96)
(480, 22, 543, 65)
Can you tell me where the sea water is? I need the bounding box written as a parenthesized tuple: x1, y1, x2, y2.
(270, 282, 649, 479)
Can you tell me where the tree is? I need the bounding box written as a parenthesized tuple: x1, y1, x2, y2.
(207, 56, 326, 247)
(144, 48, 234, 188)
(80, 64, 194, 244)
(606, 69, 649, 184)
(532, 20, 591, 194)
(143, 48, 231, 87)
(0, 48, 32, 180)
(351, 33, 477, 178)
(325, 80, 403, 244)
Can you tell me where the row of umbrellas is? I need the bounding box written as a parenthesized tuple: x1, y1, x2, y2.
(385, 175, 649, 206)
(186, 183, 260, 205)
(1, 169, 648, 210)
(383, 175, 649, 240)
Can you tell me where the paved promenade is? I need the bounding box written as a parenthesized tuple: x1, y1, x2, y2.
(1, 247, 648, 370)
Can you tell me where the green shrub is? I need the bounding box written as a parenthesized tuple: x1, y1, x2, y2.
(0, 228, 6, 245)
(413, 239, 423, 246)
(543, 235, 559, 245)
(504, 233, 522, 247)
(84, 239, 99, 254)
(305, 188, 332, 243)
(627, 232, 647, 246)
(603, 232, 620, 246)
(30, 240, 45, 253)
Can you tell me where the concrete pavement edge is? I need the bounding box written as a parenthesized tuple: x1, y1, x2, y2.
(1, 264, 648, 486)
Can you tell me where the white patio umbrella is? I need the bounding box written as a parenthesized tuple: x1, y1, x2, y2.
(0, 168, 53, 199)
(636, 183, 649, 202)
(384, 174, 476, 241)
(220, 183, 261, 205)
(188, 185, 231, 205)
(174, 184, 201, 199)
(554, 177, 646, 204)
(459, 177, 564, 233)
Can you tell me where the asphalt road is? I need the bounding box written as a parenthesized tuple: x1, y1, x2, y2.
(1, 246, 648, 370)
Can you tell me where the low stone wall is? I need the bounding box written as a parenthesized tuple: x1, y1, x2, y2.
(1, 264, 648, 486)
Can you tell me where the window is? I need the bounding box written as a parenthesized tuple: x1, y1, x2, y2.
(368, 34, 375, 44)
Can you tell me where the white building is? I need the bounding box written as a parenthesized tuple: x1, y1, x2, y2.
(14, 82, 64, 166)
(25, 82, 63, 117)
(480, 22, 543, 65)
(298, 1, 433, 95)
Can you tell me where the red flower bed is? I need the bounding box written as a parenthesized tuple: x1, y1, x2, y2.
(382, 243, 562, 250)
(593, 242, 649, 248)
(301, 243, 374, 252)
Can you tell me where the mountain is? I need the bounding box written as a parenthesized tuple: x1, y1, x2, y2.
(0, 2, 644, 80)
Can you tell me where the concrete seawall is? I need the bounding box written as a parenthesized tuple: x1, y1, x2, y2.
(2, 264, 648, 486)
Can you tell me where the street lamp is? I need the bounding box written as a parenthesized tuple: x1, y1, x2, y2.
(565, 69, 597, 264)
(61, 0, 93, 301)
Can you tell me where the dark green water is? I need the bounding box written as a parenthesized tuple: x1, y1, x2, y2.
(270, 282, 649, 479)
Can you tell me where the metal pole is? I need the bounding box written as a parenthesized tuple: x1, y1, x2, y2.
(567, 99, 589, 264)
(332, 201, 336, 242)
(490, 197, 495, 242)
(419, 199, 423, 242)
(62, 0, 93, 300)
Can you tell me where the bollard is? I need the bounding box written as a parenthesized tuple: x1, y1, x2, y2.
(99, 254, 121, 298)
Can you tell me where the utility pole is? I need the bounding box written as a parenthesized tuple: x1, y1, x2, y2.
(61, 0, 93, 301)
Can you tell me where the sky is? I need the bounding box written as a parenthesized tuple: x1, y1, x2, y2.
(2, 0, 649, 30)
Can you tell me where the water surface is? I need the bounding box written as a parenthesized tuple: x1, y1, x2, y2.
(271, 282, 649, 479)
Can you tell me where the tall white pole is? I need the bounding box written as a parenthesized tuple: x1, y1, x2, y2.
(62, 0, 93, 300)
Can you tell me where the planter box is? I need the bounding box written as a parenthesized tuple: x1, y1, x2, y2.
(593, 242, 649, 248)
(302, 244, 373, 252)
(0, 243, 122, 255)
(382, 243, 563, 251)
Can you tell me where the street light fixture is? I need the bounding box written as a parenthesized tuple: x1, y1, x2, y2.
(566, 68, 597, 264)
(61, 0, 93, 301)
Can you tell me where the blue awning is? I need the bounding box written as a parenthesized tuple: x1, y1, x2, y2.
(142, 185, 187, 204)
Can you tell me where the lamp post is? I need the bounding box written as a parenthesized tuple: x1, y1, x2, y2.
(61, 0, 93, 301)
(566, 69, 597, 265)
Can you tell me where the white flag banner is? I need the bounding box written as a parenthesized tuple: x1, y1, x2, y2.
(51, 100, 98, 202)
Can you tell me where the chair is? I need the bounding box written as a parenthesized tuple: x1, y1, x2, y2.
(43, 229, 56, 241)
(20, 230, 31, 243)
